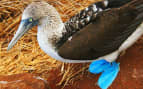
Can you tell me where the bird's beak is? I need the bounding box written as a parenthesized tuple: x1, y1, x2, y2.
(7, 21, 33, 51)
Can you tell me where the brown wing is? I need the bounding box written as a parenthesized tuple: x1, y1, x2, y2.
(58, 4, 143, 60)
(56, 0, 133, 48)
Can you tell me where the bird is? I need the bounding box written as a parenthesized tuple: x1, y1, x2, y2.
(7, 0, 133, 63)
(7, 0, 143, 89)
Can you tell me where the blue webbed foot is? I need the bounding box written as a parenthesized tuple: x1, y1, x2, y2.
(89, 59, 111, 74)
(98, 62, 120, 89)
(89, 59, 120, 89)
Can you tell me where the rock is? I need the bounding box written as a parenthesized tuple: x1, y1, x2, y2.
(0, 73, 50, 89)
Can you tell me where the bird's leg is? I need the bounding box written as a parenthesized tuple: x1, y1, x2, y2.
(120, 50, 126, 57)
(89, 59, 120, 89)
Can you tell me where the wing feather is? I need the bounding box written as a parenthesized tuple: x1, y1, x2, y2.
(58, 3, 143, 60)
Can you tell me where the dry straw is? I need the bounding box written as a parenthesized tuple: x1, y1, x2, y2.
(0, 0, 102, 87)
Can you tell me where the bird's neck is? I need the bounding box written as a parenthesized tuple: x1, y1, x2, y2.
(37, 16, 65, 55)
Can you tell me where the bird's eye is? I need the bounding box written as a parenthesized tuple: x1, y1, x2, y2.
(29, 18, 33, 22)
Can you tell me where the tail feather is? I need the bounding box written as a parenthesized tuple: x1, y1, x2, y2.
(107, 0, 132, 8)
(122, 0, 143, 21)
(132, 0, 143, 20)
(125, 0, 143, 35)
(126, 0, 143, 12)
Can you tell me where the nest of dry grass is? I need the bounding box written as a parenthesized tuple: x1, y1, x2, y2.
(0, 0, 102, 87)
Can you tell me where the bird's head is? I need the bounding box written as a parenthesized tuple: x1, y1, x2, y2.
(7, 1, 62, 50)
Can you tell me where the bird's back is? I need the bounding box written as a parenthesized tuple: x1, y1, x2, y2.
(58, 0, 143, 60)
(55, 0, 133, 48)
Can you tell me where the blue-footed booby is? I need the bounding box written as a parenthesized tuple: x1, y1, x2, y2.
(7, 0, 143, 89)
(7, 0, 133, 63)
